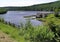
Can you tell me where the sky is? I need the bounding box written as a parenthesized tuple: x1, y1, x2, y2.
(0, 0, 57, 7)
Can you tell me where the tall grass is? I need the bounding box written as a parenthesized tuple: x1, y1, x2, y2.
(18, 20, 55, 42)
(0, 18, 55, 42)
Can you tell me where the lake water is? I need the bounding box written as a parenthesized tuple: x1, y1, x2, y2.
(0, 11, 42, 26)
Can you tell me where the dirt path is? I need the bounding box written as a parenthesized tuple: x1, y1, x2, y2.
(0, 31, 17, 42)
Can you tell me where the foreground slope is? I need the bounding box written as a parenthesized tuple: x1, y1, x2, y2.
(0, 31, 17, 42)
(0, 22, 24, 42)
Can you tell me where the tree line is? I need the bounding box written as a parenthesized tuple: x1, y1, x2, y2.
(3, 1, 60, 11)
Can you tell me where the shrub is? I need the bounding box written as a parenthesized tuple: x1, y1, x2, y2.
(0, 8, 7, 14)
(19, 20, 55, 42)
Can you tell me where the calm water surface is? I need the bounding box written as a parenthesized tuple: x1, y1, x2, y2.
(0, 11, 42, 26)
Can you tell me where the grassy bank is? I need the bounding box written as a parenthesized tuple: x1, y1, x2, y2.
(0, 30, 17, 42)
(0, 20, 26, 42)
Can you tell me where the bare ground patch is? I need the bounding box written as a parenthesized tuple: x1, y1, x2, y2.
(0, 31, 17, 42)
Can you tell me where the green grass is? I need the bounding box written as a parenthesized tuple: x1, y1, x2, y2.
(0, 22, 26, 42)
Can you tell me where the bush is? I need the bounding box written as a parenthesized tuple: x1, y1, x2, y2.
(43, 14, 60, 42)
(0, 8, 7, 14)
(19, 20, 55, 42)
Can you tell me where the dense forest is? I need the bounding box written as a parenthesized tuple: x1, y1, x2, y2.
(3, 1, 60, 11)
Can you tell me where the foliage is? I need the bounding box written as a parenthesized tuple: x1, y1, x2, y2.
(0, 8, 7, 14)
(39, 14, 60, 42)
(54, 8, 60, 17)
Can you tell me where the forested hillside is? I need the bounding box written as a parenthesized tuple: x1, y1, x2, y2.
(4, 1, 60, 11)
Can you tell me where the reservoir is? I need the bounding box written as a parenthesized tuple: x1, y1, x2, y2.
(0, 11, 42, 26)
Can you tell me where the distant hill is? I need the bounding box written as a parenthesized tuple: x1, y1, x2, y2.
(4, 1, 60, 11)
